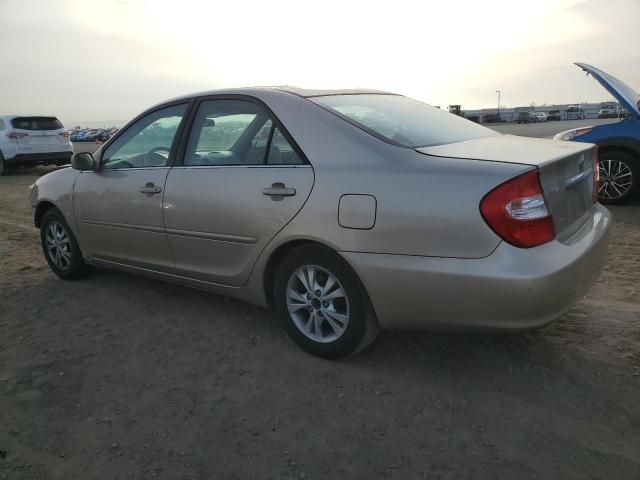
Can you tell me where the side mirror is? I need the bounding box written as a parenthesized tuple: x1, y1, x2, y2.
(71, 152, 96, 171)
(203, 118, 215, 127)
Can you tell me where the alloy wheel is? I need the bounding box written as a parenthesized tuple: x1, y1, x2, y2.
(45, 221, 72, 270)
(598, 159, 633, 201)
(286, 265, 350, 343)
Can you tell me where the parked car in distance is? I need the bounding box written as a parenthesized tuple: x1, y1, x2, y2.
(555, 62, 640, 204)
(72, 129, 100, 142)
(481, 113, 502, 124)
(70, 127, 118, 143)
(598, 103, 618, 118)
(30, 87, 611, 358)
(0, 115, 72, 175)
(566, 105, 586, 120)
(516, 111, 532, 124)
(547, 110, 562, 121)
(533, 112, 547, 122)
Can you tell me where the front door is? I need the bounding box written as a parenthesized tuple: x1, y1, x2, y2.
(73, 103, 189, 270)
(163, 98, 314, 286)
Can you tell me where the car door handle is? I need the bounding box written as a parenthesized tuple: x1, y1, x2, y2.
(140, 183, 162, 194)
(263, 183, 296, 197)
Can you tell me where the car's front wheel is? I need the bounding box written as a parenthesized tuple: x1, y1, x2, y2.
(274, 245, 379, 359)
(598, 150, 638, 205)
(40, 208, 91, 280)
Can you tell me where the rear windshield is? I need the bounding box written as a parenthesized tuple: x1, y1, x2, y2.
(311, 94, 497, 148)
(11, 116, 63, 131)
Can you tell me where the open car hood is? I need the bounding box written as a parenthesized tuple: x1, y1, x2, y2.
(575, 62, 640, 118)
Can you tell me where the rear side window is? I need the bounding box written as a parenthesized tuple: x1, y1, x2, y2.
(184, 100, 271, 166)
(312, 94, 497, 148)
(11, 116, 64, 131)
(184, 99, 306, 166)
(0, 119, 5, 130)
(267, 127, 304, 165)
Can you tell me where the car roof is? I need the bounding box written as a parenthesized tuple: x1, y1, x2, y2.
(265, 86, 394, 97)
(160, 86, 395, 105)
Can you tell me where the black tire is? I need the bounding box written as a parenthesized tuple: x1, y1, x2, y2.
(597, 150, 638, 205)
(274, 245, 379, 359)
(40, 208, 92, 280)
(0, 151, 7, 176)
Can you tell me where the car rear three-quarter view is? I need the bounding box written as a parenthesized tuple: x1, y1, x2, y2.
(30, 87, 612, 358)
(0, 115, 73, 175)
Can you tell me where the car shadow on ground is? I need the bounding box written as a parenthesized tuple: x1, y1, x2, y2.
(79, 266, 586, 375)
(4, 211, 638, 480)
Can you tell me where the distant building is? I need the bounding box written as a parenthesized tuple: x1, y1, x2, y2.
(461, 101, 621, 123)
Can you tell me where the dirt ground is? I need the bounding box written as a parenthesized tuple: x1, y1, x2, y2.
(1, 166, 639, 480)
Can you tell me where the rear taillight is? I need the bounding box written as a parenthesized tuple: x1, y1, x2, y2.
(593, 146, 599, 203)
(7, 132, 28, 139)
(59, 131, 71, 137)
(480, 169, 555, 248)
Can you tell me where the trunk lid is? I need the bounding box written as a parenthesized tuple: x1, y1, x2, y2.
(14, 129, 69, 152)
(416, 135, 597, 238)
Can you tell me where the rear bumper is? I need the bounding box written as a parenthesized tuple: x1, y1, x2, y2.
(342, 203, 611, 331)
(6, 151, 73, 166)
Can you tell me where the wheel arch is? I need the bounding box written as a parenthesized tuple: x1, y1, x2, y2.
(595, 137, 640, 163)
(263, 239, 332, 306)
(262, 239, 378, 325)
(34, 200, 58, 228)
(597, 144, 640, 164)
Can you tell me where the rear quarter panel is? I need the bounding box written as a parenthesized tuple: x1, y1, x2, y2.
(248, 90, 532, 259)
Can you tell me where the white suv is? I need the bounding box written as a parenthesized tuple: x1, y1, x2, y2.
(0, 115, 73, 175)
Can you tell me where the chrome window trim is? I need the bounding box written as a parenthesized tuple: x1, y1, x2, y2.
(91, 166, 171, 173)
(170, 164, 312, 170)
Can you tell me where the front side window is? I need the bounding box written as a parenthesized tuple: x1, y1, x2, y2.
(101, 104, 187, 170)
(312, 94, 498, 148)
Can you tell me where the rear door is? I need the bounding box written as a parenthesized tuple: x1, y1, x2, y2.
(10, 117, 69, 153)
(163, 97, 314, 286)
(73, 103, 189, 270)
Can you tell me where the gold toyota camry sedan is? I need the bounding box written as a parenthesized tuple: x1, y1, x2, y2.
(30, 87, 611, 358)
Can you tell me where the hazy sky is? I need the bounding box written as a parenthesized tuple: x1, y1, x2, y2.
(1, 0, 639, 125)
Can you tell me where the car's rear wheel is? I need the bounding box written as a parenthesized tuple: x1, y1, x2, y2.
(598, 150, 638, 205)
(40, 208, 91, 280)
(274, 245, 379, 359)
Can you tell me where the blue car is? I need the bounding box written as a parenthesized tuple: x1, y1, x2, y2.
(554, 63, 640, 204)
